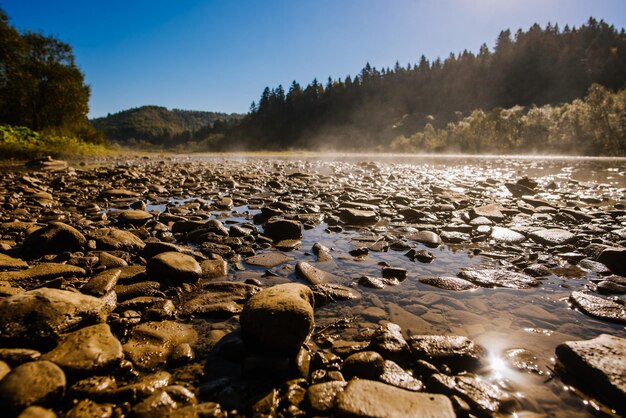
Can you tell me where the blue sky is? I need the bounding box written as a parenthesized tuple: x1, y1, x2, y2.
(2, 0, 625, 118)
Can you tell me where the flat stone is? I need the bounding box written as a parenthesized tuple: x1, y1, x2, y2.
(81, 269, 120, 296)
(200, 257, 228, 279)
(118, 210, 153, 226)
(0, 361, 66, 413)
(342, 351, 385, 380)
(339, 208, 379, 225)
(419, 276, 478, 291)
(306, 381, 347, 415)
(42, 324, 123, 376)
(556, 334, 626, 413)
(529, 228, 575, 246)
(245, 252, 292, 267)
(408, 335, 485, 372)
(146, 252, 202, 283)
(310, 283, 360, 307)
(0, 253, 28, 270)
(428, 373, 512, 415)
(181, 281, 260, 317)
(471, 204, 506, 222)
(65, 399, 113, 418)
(296, 261, 339, 285)
(490, 226, 526, 244)
(379, 360, 423, 391)
(334, 379, 455, 418)
(368, 323, 410, 362)
(100, 189, 139, 198)
(0, 288, 110, 348)
(123, 321, 198, 370)
(569, 291, 626, 324)
(23, 222, 86, 256)
(0, 263, 86, 284)
(17, 405, 57, 418)
(406, 230, 442, 248)
(240, 283, 314, 355)
(458, 269, 540, 289)
(263, 219, 302, 241)
(92, 228, 145, 252)
(597, 246, 626, 276)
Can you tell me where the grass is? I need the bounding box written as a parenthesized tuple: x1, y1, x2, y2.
(0, 125, 114, 160)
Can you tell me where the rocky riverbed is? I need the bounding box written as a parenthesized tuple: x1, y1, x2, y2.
(0, 154, 625, 417)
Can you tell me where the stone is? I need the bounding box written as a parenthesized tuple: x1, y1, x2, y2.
(406, 230, 442, 248)
(339, 208, 379, 225)
(147, 252, 202, 283)
(0, 263, 86, 284)
(408, 335, 485, 372)
(240, 283, 314, 355)
(296, 261, 339, 284)
(17, 406, 57, 418)
(92, 228, 145, 252)
(42, 324, 123, 376)
(65, 399, 113, 418)
(181, 281, 260, 317)
(0, 348, 41, 366)
(490, 226, 526, 244)
(263, 219, 302, 241)
(471, 204, 506, 222)
(310, 283, 360, 307)
(0, 360, 9, 380)
(597, 246, 626, 276)
(368, 323, 410, 362)
(379, 360, 423, 391)
(334, 379, 455, 418)
(0, 361, 66, 413)
(245, 252, 292, 267)
(23, 222, 85, 256)
(123, 321, 198, 370)
(556, 334, 626, 413)
(569, 291, 626, 324)
(118, 210, 153, 226)
(200, 257, 228, 279)
(0, 288, 110, 347)
(503, 348, 542, 374)
(81, 269, 120, 297)
(342, 351, 385, 380)
(306, 381, 347, 415)
(419, 276, 478, 291)
(458, 269, 540, 289)
(0, 253, 28, 270)
(529, 228, 575, 246)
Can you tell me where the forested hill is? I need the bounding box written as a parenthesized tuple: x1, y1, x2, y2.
(91, 106, 243, 145)
(227, 18, 626, 151)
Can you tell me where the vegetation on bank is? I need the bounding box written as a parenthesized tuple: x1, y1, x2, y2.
(0, 125, 112, 159)
(390, 84, 626, 155)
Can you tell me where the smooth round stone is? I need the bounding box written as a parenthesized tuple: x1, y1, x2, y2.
(0, 361, 66, 413)
(263, 219, 303, 241)
(342, 351, 385, 379)
(147, 252, 202, 283)
(17, 406, 57, 418)
(23, 222, 86, 256)
(240, 283, 314, 355)
(118, 210, 153, 226)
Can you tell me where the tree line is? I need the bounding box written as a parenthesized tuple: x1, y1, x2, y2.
(226, 18, 625, 152)
(0, 8, 102, 143)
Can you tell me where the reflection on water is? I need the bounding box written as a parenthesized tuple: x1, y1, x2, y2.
(166, 154, 624, 416)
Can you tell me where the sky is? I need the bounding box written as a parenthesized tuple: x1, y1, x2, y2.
(2, 0, 625, 118)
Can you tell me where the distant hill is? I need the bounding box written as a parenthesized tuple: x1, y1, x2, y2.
(91, 106, 243, 145)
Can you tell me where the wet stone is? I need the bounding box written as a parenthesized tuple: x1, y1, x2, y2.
(0, 253, 28, 270)
(240, 283, 315, 355)
(296, 261, 339, 284)
(342, 351, 385, 380)
(490, 226, 526, 244)
(458, 268, 540, 289)
(569, 290, 626, 324)
(379, 360, 423, 391)
(408, 335, 485, 372)
(0, 360, 66, 413)
(65, 399, 113, 418)
(419, 276, 478, 291)
(0, 263, 86, 284)
(306, 381, 347, 415)
(529, 228, 575, 246)
(81, 269, 120, 297)
(0, 348, 42, 366)
(339, 208, 379, 225)
(368, 322, 410, 363)
(310, 283, 360, 307)
(23, 222, 86, 256)
(471, 204, 506, 222)
(92, 228, 145, 252)
(17, 406, 58, 418)
(263, 219, 302, 241)
(146, 251, 202, 284)
(596, 246, 626, 276)
(245, 252, 292, 267)
(334, 379, 455, 418)
(504, 348, 543, 375)
(200, 257, 228, 279)
(556, 334, 626, 413)
(117, 210, 153, 226)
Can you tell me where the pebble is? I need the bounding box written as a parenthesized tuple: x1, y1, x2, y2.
(0, 361, 66, 413)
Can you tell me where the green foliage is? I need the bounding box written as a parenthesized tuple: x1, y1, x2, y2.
(229, 19, 626, 153)
(91, 106, 242, 145)
(0, 9, 91, 136)
(389, 84, 626, 155)
(0, 124, 111, 159)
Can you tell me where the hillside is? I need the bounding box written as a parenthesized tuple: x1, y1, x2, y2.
(91, 106, 243, 145)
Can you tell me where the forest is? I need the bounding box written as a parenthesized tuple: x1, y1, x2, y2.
(225, 18, 625, 153)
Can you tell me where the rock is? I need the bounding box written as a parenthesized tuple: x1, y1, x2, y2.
(503, 348, 542, 374)
(25, 156, 68, 170)
(490, 226, 526, 244)
(342, 351, 385, 379)
(339, 208, 379, 225)
(118, 210, 153, 226)
(596, 246, 626, 276)
(200, 257, 228, 279)
(0, 253, 28, 270)
(381, 267, 407, 281)
(0, 288, 110, 348)
(408, 335, 485, 372)
(569, 291, 626, 324)
(407, 230, 442, 248)
(92, 228, 145, 252)
(81, 269, 120, 297)
(310, 283, 360, 307)
(240, 283, 314, 355)
(458, 269, 540, 289)
(505, 182, 535, 197)
(123, 321, 198, 370)
(529, 228, 575, 246)
(334, 379, 455, 418)
(17, 406, 57, 418)
(263, 219, 302, 241)
(245, 252, 292, 267)
(0, 263, 86, 284)
(0, 348, 41, 366)
(471, 204, 506, 222)
(556, 334, 626, 413)
(100, 189, 139, 198)
(379, 360, 423, 391)
(96, 252, 128, 269)
(0, 361, 66, 413)
(428, 373, 512, 416)
(368, 323, 410, 362)
(296, 261, 338, 285)
(65, 399, 113, 418)
(146, 252, 202, 284)
(0, 360, 9, 380)
(419, 276, 478, 291)
(23, 222, 86, 256)
(181, 281, 260, 317)
(306, 381, 347, 415)
(42, 324, 123, 376)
